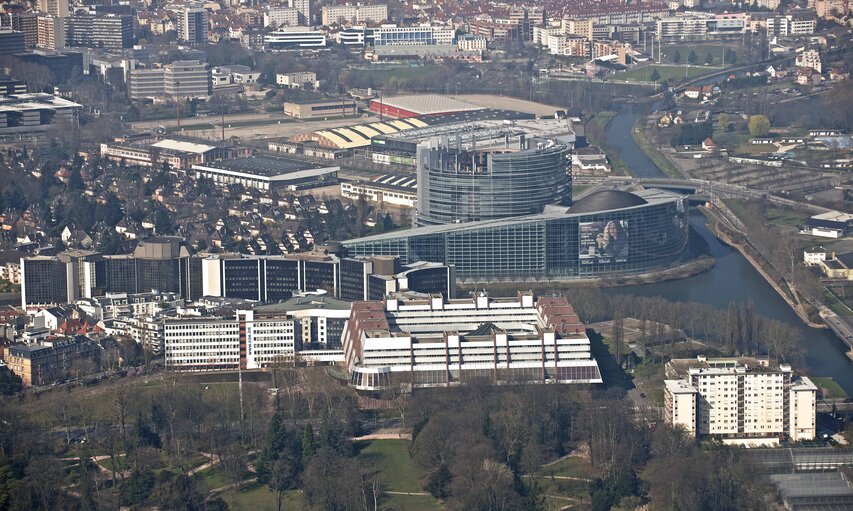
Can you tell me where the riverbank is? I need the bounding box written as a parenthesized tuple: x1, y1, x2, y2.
(709, 215, 826, 329)
(631, 118, 684, 179)
(459, 255, 715, 295)
(585, 111, 632, 176)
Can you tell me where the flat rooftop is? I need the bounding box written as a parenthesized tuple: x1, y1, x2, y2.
(375, 94, 483, 115)
(195, 156, 336, 177)
(375, 118, 575, 147)
(811, 210, 853, 223)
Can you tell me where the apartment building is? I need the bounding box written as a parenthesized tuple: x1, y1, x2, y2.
(65, 13, 133, 49)
(342, 292, 602, 390)
(36, 15, 64, 50)
(37, 0, 70, 18)
(5, 336, 102, 386)
(164, 60, 211, 98)
(177, 7, 208, 45)
(276, 71, 318, 88)
(264, 7, 299, 28)
(321, 4, 388, 25)
(664, 356, 817, 442)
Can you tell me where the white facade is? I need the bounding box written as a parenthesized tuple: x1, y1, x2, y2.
(164, 317, 241, 371)
(340, 181, 417, 208)
(276, 71, 318, 88)
(664, 356, 816, 441)
(265, 27, 327, 49)
(803, 248, 830, 265)
(795, 49, 822, 73)
(343, 293, 602, 390)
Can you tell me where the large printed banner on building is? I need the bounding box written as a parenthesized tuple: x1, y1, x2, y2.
(578, 220, 629, 265)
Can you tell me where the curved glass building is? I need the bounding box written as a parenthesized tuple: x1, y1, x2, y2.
(416, 139, 571, 226)
(344, 189, 689, 282)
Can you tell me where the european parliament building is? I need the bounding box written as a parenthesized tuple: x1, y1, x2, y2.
(343, 189, 689, 282)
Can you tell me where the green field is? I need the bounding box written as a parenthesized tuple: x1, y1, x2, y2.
(217, 483, 306, 511)
(534, 456, 599, 480)
(810, 377, 849, 399)
(658, 44, 739, 66)
(356, 439, 424, 494)
(610, 65, 713, 83)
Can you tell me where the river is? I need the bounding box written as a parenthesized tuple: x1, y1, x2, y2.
(604, 104, 853, 394)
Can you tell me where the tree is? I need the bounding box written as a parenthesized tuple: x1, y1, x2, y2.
(725, 48, 737, 65)
(672, 49, 681, 64)
(687, 50, 697, 64)
(705, 52, 714, 65)
(748, 114, 771, 136)
(650, 68, 660, 82)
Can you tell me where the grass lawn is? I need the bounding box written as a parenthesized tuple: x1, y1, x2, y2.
(826, 286, 853, 316)
(218, 483, 306, 511)
(765, 207, 809, 228)
(601, 336, 631, 360)
(195, 467, 227, 492)
(810, 377, 849, 399)
(356, 439, 421, 493)
(535, 456, 599, 480)
(632, 121, 681, 178)
(355, 439, 443, 511)
(609, 65, 712, 84)
(383, 494, 444, 511)
(658, 44, 743, 67)
(573, 184, 590, 196)
(346, 65, 441, 84)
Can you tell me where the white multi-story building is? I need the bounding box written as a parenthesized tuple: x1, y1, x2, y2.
(276, 71, 318, 88)
(264, 7, 299, 28)
(322, 4, 388, 25)
(795, 49, 822, 73)
(342, 292, 602, 390)
(163, 295, 350, 371)
(291, 0, 311, 25)
(265, 27, 326, 50)
(373, 25, 455, 46)
(664, 356, 817, 442)
(766, 14, 816, 37)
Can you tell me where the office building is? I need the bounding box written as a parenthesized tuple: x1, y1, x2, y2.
(322, 4, 388, 25)
(5, 336, 103, 386)
(100, 137, 249, 169)
(37, 0, 70, 18)
(265, 27, 326, 49)
(342, 292, 602, 390)
(510, 6, 546, 41)
(178, 7, 208, 45)
(65, 14, 133, 49)
(414, 124, 573, 225)
(338, 256, 455, 301)
(283, 98, 356, 118)
(0, 28, 25, 55)
(373, 26, 455, 46)
(0, 93, 81, 141)
(192, 156, 339, 192)
(664, 356, 817, 442)
(340, 173, 417, 208)
(163, 295, 349, 372)
(127, 68, 164, 99)
(264, 7, 299, 28)
(344, 189, 689, 282)
(21, 250, 99, 308)
(164, 60, 211, 98)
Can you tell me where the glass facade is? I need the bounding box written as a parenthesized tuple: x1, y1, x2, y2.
(345, 191, 689, 282)
(416, 143, 571, 225)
